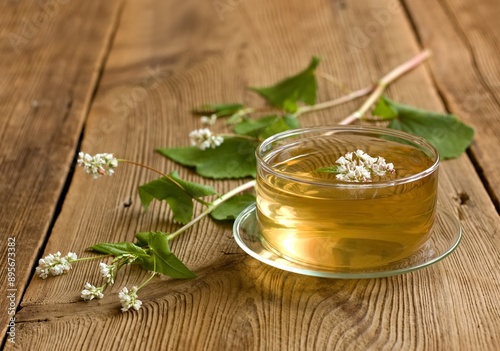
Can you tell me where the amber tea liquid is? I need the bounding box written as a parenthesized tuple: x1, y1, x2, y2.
(256, 132, 438, 270)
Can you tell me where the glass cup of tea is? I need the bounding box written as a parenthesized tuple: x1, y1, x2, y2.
(255, 126, 440, 271)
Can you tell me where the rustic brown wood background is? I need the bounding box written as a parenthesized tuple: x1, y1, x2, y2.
(1, 0, 499, 350)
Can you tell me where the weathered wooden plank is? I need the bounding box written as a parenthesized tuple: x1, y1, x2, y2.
(0, 0, 124, 343)
(403, 0, 500, 207)
(11, 0, 500, 350)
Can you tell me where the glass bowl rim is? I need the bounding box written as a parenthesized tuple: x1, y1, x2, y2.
(256, 125, 440, 189)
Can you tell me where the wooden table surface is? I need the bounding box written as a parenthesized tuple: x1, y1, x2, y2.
(2, 0, 499, 350)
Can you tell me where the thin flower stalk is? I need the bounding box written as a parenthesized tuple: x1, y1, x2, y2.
(85, 155, 187, 202)
(296, 86, 373, 117)
(167, 179, 256, 241)
(115, 159, 211, 206)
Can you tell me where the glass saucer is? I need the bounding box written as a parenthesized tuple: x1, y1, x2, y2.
(233, 204, 462, 279)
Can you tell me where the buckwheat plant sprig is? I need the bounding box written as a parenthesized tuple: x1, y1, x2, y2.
(36, 152, 256, 312)
(169, 50, 473, 182)
(34, 251, 132, 301)
(35, 251, 119, 302)
(77, 152, 177, 188)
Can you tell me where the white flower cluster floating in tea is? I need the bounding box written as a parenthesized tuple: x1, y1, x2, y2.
(319, 149, 395, 182)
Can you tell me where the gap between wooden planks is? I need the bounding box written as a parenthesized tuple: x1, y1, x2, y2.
(403, 0, 500, 209)
(0, 0, 124, 344)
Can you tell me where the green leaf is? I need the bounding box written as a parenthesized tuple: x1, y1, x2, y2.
(282, 114, 300, 129)
(87, 242, 149, 258)
(168, 171, 218, 198)
(233, 114, 300, 140)
(138, 177, 195, 224)
(210, 193, 255, 220)
(226, 111, 245, 125)
(259, 114, 300, 140)
(372, 96, 398, 120)
(380, 97, 475, 159)
(192, 103, 245, 117)
(134, 234, 149, 248)
(251, 57, 320, 113)
(157, 137, 259, 179)
(233, 115, 279, 137)
(135, 232, 196, 279)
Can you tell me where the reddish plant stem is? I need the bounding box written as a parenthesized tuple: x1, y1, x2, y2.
(339, 49, 432, 125)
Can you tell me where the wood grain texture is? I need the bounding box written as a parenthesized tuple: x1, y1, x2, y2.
(7, 0, 500, 350)
(403, 0, 500, 207)
(0, 0, 124, 340)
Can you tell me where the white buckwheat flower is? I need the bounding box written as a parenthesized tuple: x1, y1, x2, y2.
(66, 252, 78, 261)
(118, 286, 142, 312)
(81, 283, 104, 301)
(189, 128, 224, 150)
(200, 114, 217, 126)
(77, 152, 118, 179)
(322, 149, 395, 183)
(99, 262, 116, 285)
(371, 156, 394, 176)
(36, 252, 77, 279)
